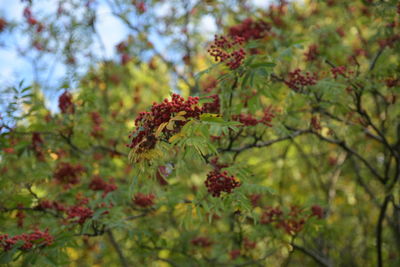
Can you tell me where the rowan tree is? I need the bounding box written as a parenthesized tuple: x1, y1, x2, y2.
(0, 0, 399, 266)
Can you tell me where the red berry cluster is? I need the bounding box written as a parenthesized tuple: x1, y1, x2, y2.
(261, 205, 324, 235)
(201, 94, 220, 114)
(58, 91, 75, 114)
(232, 114, 259, 126)
(304, 44, 319, 62)
(135, 1, 146, 13)
(0, 229, 54, 251)
(67, 205, 94, 225)
(233, 106, 275, 127)
(243, 237, 256, 250)
(116, 41, 128, 54)
(248, 194, 262, 207)
(205, 169, 240, 197)
(89, 176, 118, 197)
(23, 7, 44, 32)
(37, 200, 67, 212)
(331, 66, 350, 79)
(230, 249, 241, 260)
(311, 116, 322, 130)
(133, 193, 155, 207)
(208, 35, 246, 69)
(267, 2, 287, 28)
(115, 40, 131, 65)
(191, 236, 213, 247)
(228, 18, 271, 41)
(38, 197, 108, 224)
(261, 206, 304, 234)
(128, 94, 202, 153)
(90, 112, 103, 139)
(311, 205, 324, 219)
(385, 77, 399, 87)
(53, 162, 85, 187)
(285, 69, 317, 91)
(378, 34, 400, 48)
(336, 27, 345, 37)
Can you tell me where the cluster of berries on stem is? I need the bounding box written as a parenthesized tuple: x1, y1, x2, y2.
(304, 44, 319, 62)
(201, 94, 220, 114)
(58, 91, 75, 114)
(205, 169, 240, 197)
(89, 176, 118, 197)
(133, 193, 155, 208)
(53, 162, 85, 188)
(0, 229, 54, 251)
(90, 111, 104, 139)
(228, 18, 271, 41)
(128, 94, 207, 153)
(260, 205, 324, 235)
(191, 236, 213, 247)
(311, 116, 322, 130)
(285, 69, 317, 92)
(23, 7, 44, 32)
(208, 35, 246, 70)
(331, 66, 353, 79)
(233, 106, 275, 127)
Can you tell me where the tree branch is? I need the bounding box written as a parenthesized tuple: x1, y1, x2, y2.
(220, 130, 310, 154)
(376, 194, 393, 267)
(292, 243, 332, 267)
(107, 230, 130, 267)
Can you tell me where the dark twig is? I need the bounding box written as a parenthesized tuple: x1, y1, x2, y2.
(220, 130, 310, 154)
(376, 194, 393, 267)
(369, 46, 385, 72)
(292, 243, 332, 267)
(107, 230, 130, 267)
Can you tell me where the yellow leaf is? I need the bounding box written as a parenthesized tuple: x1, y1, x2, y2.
(156, 122, 168, 137)
(166, 121, 175, 130)
(176, 111, 187, 116)
(169, 132, 184, 143)
(170, 115, 186, 121)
